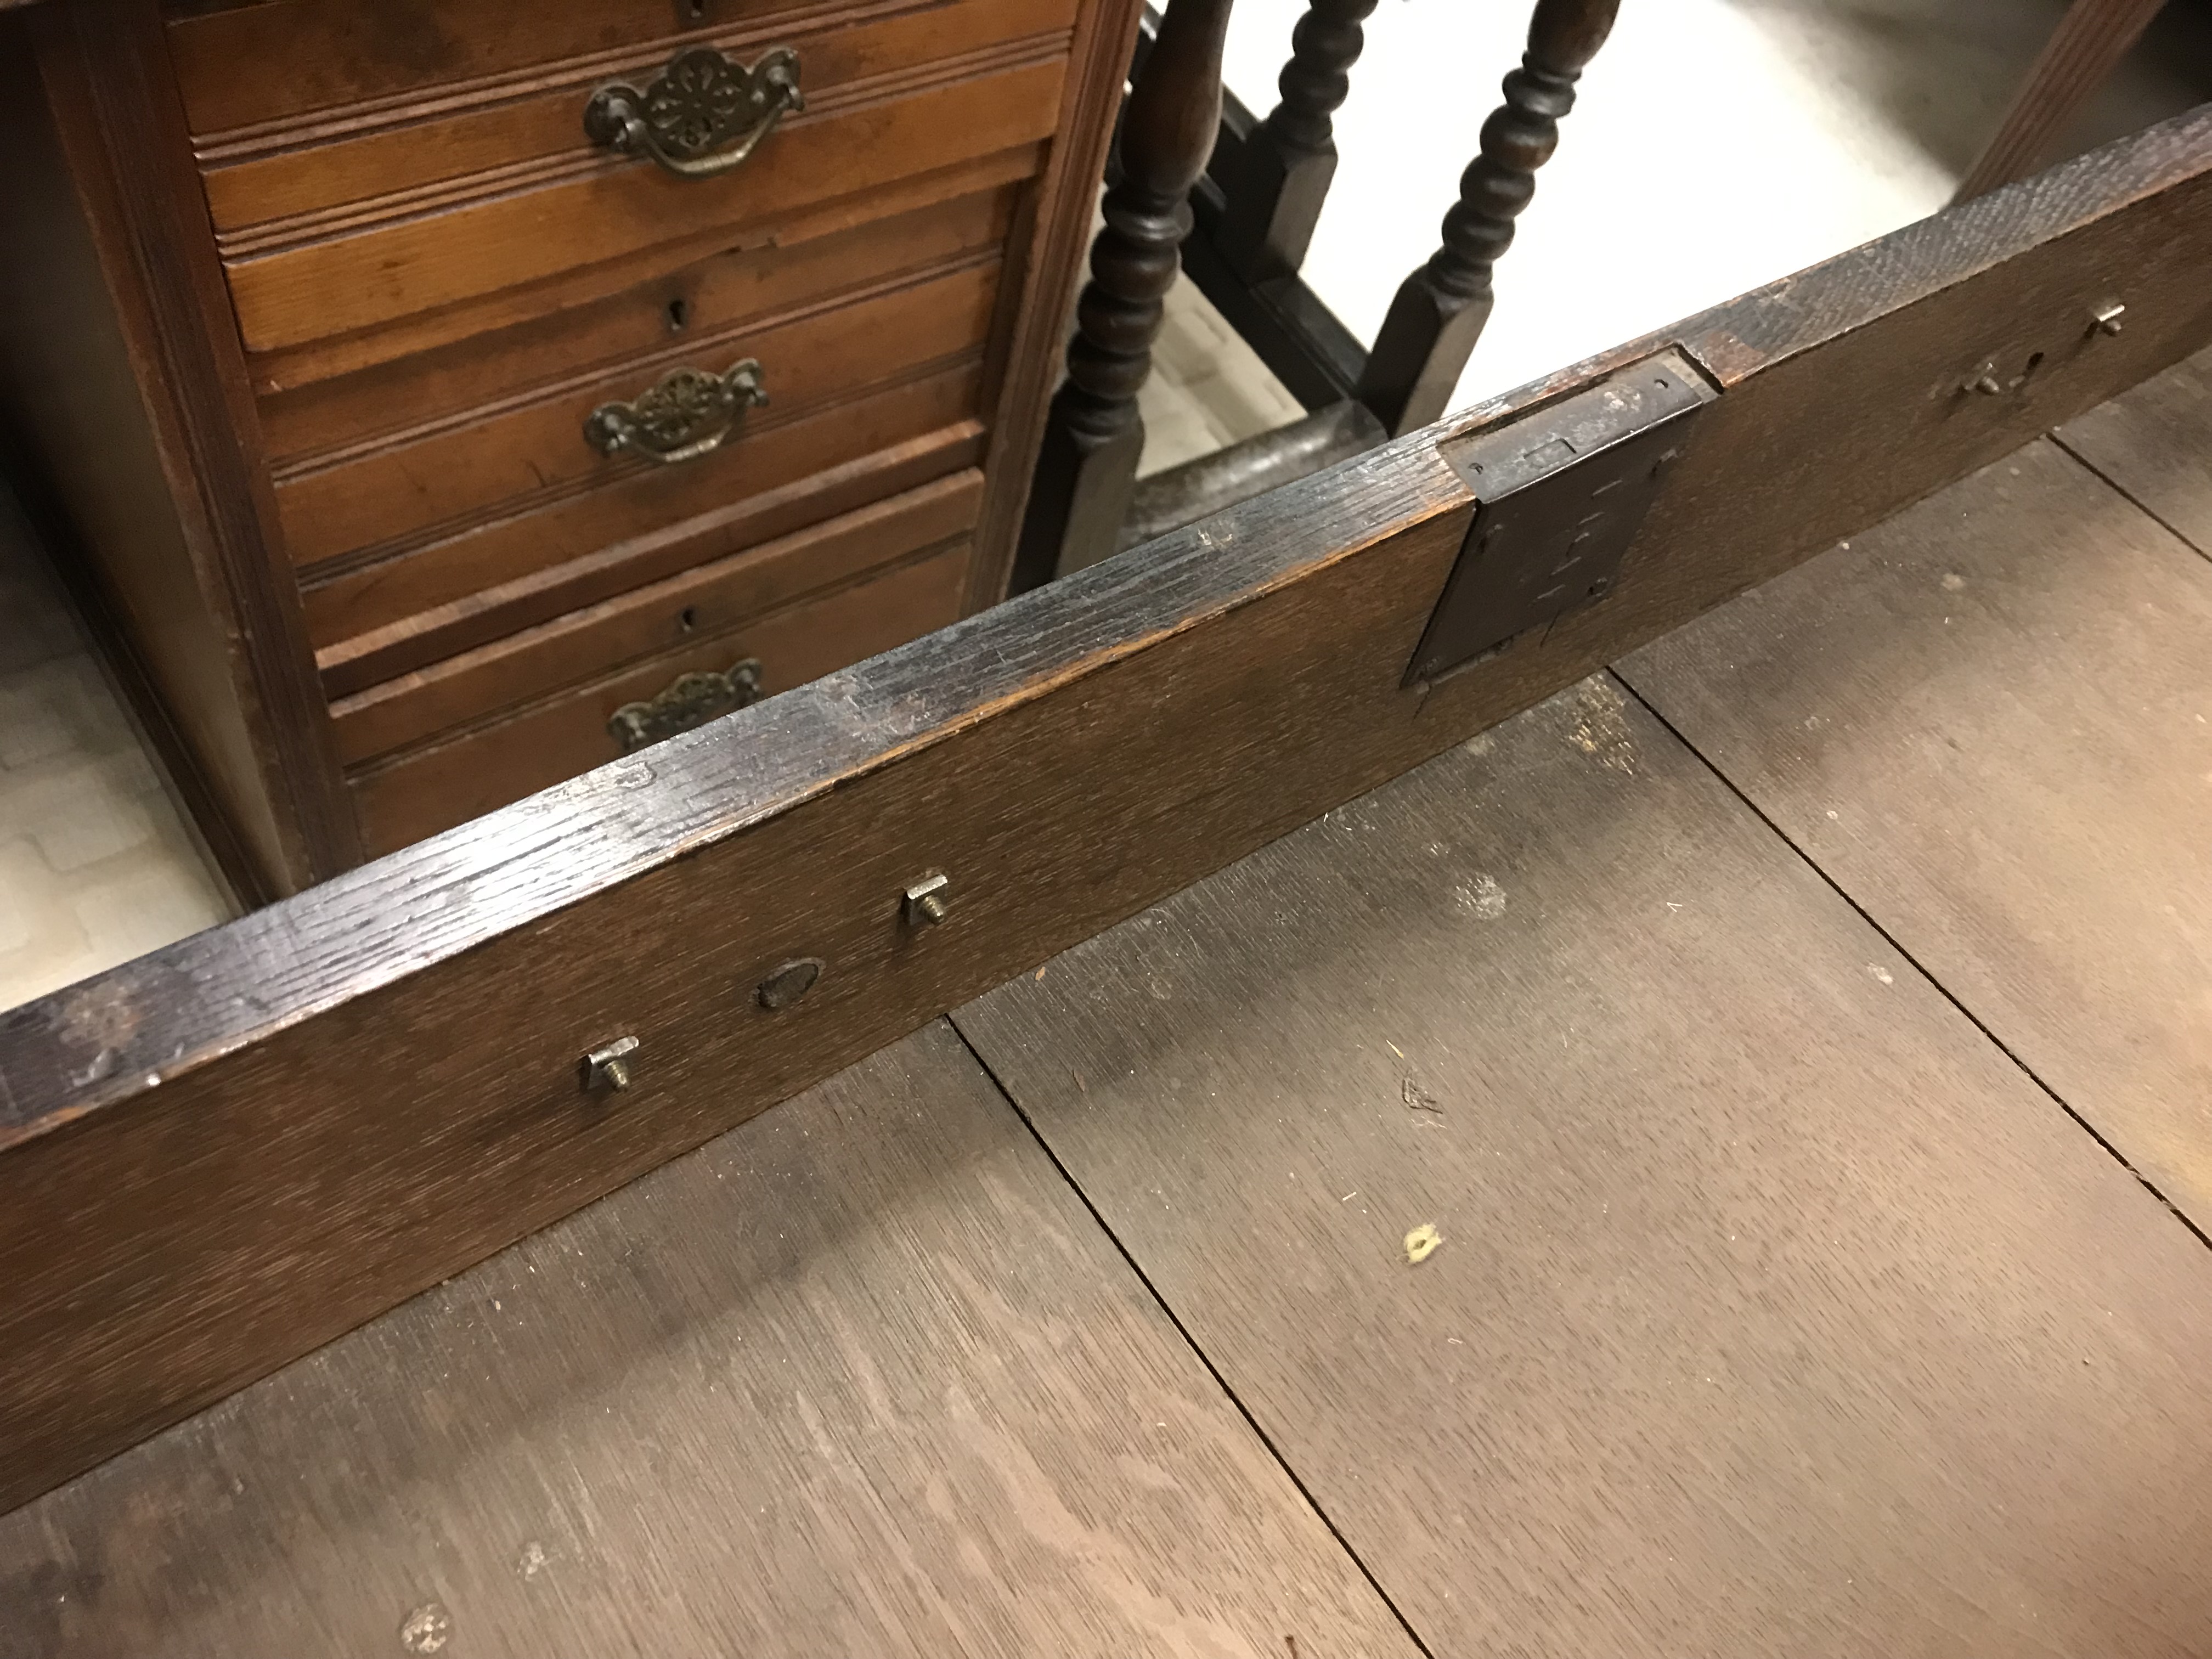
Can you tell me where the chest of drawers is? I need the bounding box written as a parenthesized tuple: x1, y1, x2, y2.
(0, 0, 1139, 895)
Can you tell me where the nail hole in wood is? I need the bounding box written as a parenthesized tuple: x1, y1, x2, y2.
(757, 958, 823, 1011)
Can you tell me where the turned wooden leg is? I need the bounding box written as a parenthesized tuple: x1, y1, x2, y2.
(1953, 0, 2166, 203)
(1218, 0, 1379, 281)
(1355, 0, 1617, 438)
(1014, 0, 1236, 586)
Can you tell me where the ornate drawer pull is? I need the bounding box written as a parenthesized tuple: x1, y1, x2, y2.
(584, 46, 803, 179)
(608, 657, 763, 754)
(584, 358, 767, 465)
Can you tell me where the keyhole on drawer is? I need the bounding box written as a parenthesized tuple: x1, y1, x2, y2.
(685, 0, 707, 20)
(665, 297, 689, 333)
(679, 606, 699, 633)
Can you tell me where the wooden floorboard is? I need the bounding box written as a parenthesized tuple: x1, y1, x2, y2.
(2057, 340, 2212, 555)
(0, 1021, 1419, 1659)
(955, 676, 2212, 1658)
(1618, 437, 2212, 1235)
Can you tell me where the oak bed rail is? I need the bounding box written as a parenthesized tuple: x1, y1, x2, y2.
(3, 103, 2211, 1512)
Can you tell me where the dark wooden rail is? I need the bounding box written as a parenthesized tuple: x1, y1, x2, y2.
(1955, 0, 2167, 202)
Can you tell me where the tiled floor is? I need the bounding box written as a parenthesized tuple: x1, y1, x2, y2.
(0, 495, 232, 1011)
(3, 0, 2208, 1012)
(1138, 275, 1306, 477)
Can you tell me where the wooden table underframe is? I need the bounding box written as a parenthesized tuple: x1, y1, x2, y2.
(3, 104, 2212, 1656)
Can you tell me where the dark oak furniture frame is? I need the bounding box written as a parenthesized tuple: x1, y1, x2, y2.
(1955, 0, 2170, 203)
(1020, 0, 2192, 579)
(1017, 0, 1624, 582)
(2, 101, 2209, 1515)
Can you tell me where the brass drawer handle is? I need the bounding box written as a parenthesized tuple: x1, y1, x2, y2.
(584, 358, 766, 465)
(608, 657, 763, 754)
(583, 46, 803, 179)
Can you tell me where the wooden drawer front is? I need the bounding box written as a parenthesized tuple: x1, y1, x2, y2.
(190, 0, 1072, 232)
(348, 538, 972, 854)
(258, 186, 1013, 463)
(170, 0, 998, 135)
(317, 421, 985, 696)
(239, 156, 1035, 399)
(215, 46, 1065, 356)
(330, 471, 981, 765)
(164, 0, 800, 132)
(274, 253, 998, 568)
(301, 357, 983, 652)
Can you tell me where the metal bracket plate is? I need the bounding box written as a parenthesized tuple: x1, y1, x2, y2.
(1407, 349, 1716, 685)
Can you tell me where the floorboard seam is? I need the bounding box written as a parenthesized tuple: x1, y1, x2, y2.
(937, 1013, 1441, 1659)
(1606, 667, 2212, 1255)
(2047, 431, 2212, 566)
